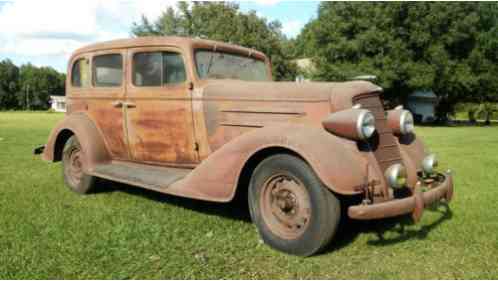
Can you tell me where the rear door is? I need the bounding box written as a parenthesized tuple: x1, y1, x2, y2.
(71, 51, 129, 160)
(124, 47, 198, 165)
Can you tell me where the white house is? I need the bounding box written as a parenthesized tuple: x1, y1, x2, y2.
(405, 90, 438, 123)
(49, 95, 66, 112)
(293, 58, 314, 82)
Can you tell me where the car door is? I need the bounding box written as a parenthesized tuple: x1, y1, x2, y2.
(71, 51, 129, 160)
(125, 47, 198, 165)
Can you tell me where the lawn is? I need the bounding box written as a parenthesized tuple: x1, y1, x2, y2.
(1, 111, 498, 279)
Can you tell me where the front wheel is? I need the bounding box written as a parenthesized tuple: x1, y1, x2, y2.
(62, 136, 97, 194)
(248, 154, 341, 256)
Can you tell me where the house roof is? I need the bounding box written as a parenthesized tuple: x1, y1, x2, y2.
(409, 90, 438, 100)
(50, 95, 66, 101)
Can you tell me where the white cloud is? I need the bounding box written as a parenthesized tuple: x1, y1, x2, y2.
(0, 0, 98, 37)
(252, 0, 281, 6)
(281, 19, 304, 38)
(0, 0, 176, 71)
(0, 0, 308, 71)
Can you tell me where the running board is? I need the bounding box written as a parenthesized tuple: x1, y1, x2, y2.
(90, 161, 192, 192)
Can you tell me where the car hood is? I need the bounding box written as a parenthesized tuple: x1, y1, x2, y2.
(197, 79, 383, 152)
(199, 79, 382, 108)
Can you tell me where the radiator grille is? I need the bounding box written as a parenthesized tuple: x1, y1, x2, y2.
(353, 94, 402, 173)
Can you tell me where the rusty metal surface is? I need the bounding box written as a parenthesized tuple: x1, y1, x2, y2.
(386, 109, 404, 135)
(166, 124, 369, 202)
(199, 81, 333, 153)
(322, 108, 367, 140)
(348, 172, 453, 220)
(91, 161, 191, 190)
(70, 36, 268, 69)
(260, 173, 311, 240)
(397, 133, 427, 172)
(64, 139, 84, 187)
(42, 113, 111, 170)
(353, 93, 403, 174)
(69, 49, 129, 160)
(124, 46, 198, 164)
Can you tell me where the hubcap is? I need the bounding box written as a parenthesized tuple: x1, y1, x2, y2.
(260, 174, 311, 240)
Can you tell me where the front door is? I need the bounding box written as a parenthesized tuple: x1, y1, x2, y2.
(124, 47, 198, 165)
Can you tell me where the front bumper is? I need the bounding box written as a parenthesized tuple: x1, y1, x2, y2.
(348, 171, 453, 222)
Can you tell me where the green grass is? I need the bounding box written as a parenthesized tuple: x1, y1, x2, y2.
(1, 111, 498, 279)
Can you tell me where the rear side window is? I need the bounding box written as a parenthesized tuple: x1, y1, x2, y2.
(71, 58, 90, 87)
(133, 51, 186, 86)
(93, 54, 123, 87)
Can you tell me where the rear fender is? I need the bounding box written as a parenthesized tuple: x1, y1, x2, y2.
(169, 125, 368, 202)
(42, 113, 110, 170)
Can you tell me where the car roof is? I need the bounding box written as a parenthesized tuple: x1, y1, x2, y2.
(71, 36, 267, 61)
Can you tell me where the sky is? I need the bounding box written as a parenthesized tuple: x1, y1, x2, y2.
(0, 0, 319, 73)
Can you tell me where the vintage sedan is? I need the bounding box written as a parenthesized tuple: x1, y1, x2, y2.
(35, 37, 453, 256)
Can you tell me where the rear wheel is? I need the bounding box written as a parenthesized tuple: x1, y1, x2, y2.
(62, 136, 97, 194)
(248, 154, 341, 256)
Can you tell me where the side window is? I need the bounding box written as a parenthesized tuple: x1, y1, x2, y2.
(71, 58, 90, 87)
(93, 54, 123, 87)
(133, 51, 186, 87)
(163, 52, 186, 84)
(133, 52, 162, 86)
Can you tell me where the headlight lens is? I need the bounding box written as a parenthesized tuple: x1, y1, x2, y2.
(399, 110, 414, 134)
(385, 163, 407, 188)
(357, 111, 376, 139)
(422, 154, 438, 174)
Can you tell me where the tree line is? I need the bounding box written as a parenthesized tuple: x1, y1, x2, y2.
(1, 2, 497, 119)
(0, 59, 65, 110)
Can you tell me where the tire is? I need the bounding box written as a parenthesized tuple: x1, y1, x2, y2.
(62, 135, 97, 194)
(248, 154, 341, 256)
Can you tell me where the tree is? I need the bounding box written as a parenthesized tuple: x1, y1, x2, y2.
(0, 59, 20, 110)
(294, 2, 498, 120)
(131, 2, 297, 81)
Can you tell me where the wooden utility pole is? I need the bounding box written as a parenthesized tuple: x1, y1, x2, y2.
(26, 84, 30, 111)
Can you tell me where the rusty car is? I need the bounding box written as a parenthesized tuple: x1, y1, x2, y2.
(35, 37, 454, 256)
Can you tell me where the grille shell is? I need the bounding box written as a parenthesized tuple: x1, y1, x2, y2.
(353, 93, 402, 173)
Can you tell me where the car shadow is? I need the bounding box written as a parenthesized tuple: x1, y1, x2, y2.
(365, 202, 453, 247)
(320, 202, 453, 255)
(94, 179, 453, 254)
(93, 179, 253, 223)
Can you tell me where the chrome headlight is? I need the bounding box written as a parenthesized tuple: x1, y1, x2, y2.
(422, 154, 438, 174)
(399, 110, 414, 134)
(357, 111, 376, 139)
(385, 163, 407, 188)
(322, 109, 376, 140)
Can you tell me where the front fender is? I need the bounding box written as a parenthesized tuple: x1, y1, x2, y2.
(42, 113, 110, 169)
(398, 133, 427, 170)
(169, 124, 368, 202)
(397, 133, 427, 187)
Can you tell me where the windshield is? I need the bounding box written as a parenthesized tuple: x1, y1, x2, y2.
(195, 50, 270, 81)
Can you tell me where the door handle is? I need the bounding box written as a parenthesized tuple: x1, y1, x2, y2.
(111, 101, 123, 108)
(123, 102, 136, 108)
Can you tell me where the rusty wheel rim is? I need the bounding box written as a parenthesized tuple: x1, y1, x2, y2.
(260, 173, 311, 240)
(65, 147, 84, 187)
